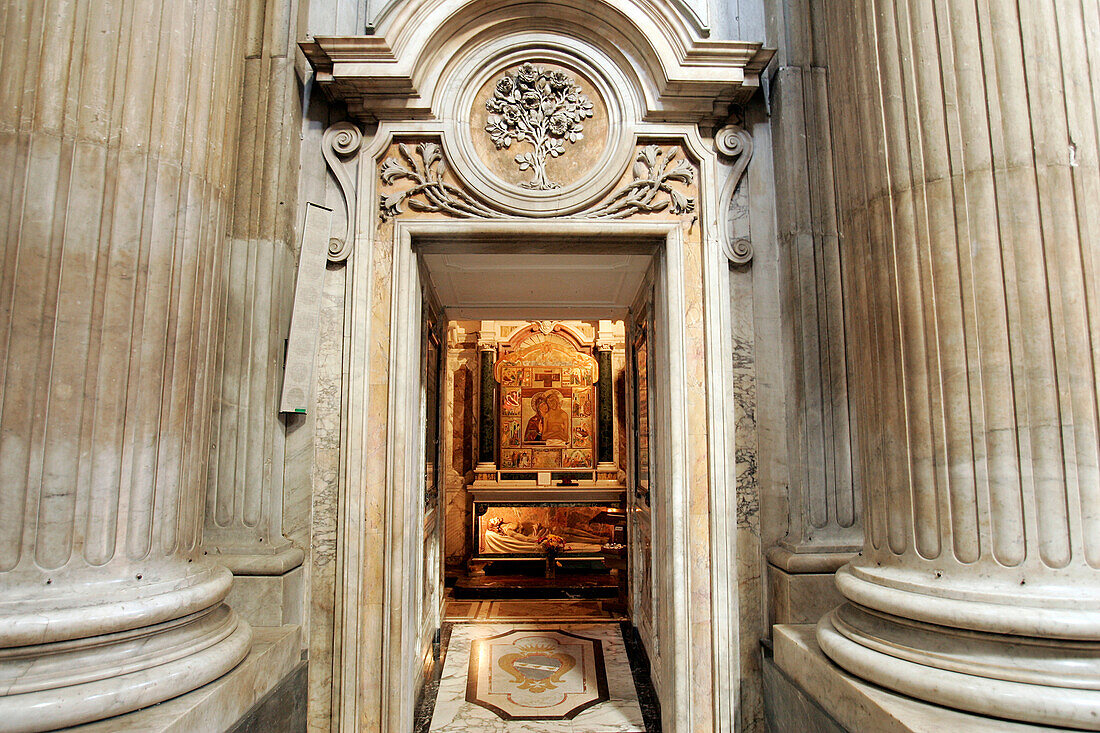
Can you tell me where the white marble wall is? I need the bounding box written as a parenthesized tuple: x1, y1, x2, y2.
(0, 0, 253, 729)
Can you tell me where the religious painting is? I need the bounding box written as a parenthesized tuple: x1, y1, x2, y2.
(502, 419, 521, 447)
(571, 420, 592, 448)
(521, 387, 571, 445)
(572, 390, 592, 418)
(495, 339, 598, 470)
(563, 449, 591, 468)
(502, 449, 532, 469)
(502, 388, 522, 416)
(532, 448, 562, 468)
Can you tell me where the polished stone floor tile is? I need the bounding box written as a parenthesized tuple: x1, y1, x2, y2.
(426, 623, 645, 733)
(444, 599, 622, 622)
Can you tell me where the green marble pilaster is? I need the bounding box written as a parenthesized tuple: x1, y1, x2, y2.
(597, 348, 614, 465)
(478, 348, 497, 467)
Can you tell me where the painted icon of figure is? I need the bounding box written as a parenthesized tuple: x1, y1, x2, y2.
(524, 393, 548, 442)
(573, 390, 592, 417)
(542, 390, 570, 443)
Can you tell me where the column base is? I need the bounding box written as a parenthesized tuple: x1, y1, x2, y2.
(773, 624, 1074, 732)
(818, 605, 1100, 730)
(0, 604, 251, 733)
(206, 545, 306, 628)
(473, 464, 498, 486)
(595, 462, 620, 485)
(0, 561, 252, 732)
(207, 544, 305, 576)
(226, 565, 305, 628)
(66, 625, 300, 732)
(765, 547, 854, 626)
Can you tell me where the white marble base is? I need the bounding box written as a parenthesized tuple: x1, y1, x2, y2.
(430, 624, 644, 732)
(226, 566, 305, 627)
(767, 564, 844, 626)
(0, 599, 252, 733)
(773, 624, 1080, 733)
(64, 625, 302, 733)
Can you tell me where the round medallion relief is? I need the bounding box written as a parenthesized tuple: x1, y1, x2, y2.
(470, 61, 610, 195)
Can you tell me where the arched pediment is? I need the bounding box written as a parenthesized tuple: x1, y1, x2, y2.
(300, 0, 773, 125)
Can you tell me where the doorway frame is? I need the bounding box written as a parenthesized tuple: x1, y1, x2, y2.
(330, 215, 737, 732)
(328, 123, 741, 733)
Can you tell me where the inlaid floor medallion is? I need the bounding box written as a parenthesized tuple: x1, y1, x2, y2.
(426, 623, 647, 732)
(466, 629, 609, 720)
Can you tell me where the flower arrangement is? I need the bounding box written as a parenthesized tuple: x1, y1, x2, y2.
(538, 534, 567, 557)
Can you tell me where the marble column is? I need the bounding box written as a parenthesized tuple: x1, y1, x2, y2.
(203, 0, 304, 623)
(474, 336, 498, 479)
(765, 0, 859, 625)
(596, 345, 615, 471)
(0, 0, 252, 730)
(816, 0, 1100, 727)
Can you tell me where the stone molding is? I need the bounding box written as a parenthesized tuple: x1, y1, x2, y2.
(765, 546, 853, 575)
(300, 0, 773, 124)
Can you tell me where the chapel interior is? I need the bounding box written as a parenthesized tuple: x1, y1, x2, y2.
(2, 0, 1099, 731)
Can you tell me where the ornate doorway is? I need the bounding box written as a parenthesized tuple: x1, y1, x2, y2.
(302, 1, 770, 728)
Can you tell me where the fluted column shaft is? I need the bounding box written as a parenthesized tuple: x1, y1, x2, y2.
(204, 0, 304, 576)
(0, 0, 251, 729)
(817, 0, 1100, 728)
(770, 0, 859, 563)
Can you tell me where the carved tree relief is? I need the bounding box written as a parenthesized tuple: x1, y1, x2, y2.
(484, 63, 594, 190)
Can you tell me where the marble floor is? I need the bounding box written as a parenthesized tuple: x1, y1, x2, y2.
(424, 623, 648, 732)
(445, 599, 623, 622)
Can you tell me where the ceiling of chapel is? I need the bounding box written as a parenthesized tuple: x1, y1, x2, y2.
(421, 253, 650, 318)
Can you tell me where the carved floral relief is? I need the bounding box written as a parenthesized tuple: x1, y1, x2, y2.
(378, 141, 696, 221)
(484, 63, 594, 190)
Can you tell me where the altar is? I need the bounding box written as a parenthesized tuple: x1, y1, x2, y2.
(470, 485, 626, 561)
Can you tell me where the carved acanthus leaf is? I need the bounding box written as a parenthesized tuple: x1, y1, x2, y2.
(377, 143, 695, 221)
(584, 145, 696, 219)
(378, 142, 499, 220)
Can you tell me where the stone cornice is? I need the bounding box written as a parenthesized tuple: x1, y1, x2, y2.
(300, 0, 773, 124)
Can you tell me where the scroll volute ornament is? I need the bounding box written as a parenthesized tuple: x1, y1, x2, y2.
(322, 122, 364, 262)
(715, 124, 754, 265)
